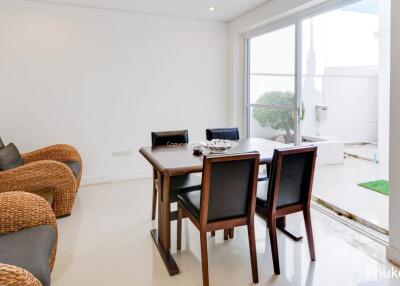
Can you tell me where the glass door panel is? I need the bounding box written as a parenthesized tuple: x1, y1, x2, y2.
(248, 25, 297, 144)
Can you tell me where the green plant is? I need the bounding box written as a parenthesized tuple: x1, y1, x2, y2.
(252, 91, 304, 136)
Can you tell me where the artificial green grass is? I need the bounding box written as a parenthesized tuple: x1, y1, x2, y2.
(358, 180, 389, 196)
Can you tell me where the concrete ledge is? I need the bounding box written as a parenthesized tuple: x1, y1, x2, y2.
(313, 197, 388, 235)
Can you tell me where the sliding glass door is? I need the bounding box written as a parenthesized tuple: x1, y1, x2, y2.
(245, 0, 388, 233)
(246, 25, 300, 144)
(245, 0, 380, 148)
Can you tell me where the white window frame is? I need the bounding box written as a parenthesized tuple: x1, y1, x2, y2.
(243, 0, 363, 144)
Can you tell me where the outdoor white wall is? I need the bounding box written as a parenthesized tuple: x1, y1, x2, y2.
(0, 0, 228, 184)
(387, 0, 400, 266)
(301, 9, 380, 144)
(316, 66, 378, 143)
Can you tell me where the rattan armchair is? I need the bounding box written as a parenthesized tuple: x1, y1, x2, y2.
(0, 144, 82, 217)
(21, 144, 82, 188)
(0, 191, 58, 286)
(0, 263, 42, 286)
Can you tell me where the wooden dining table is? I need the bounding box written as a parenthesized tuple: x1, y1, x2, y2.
(139, 138, 294, 276)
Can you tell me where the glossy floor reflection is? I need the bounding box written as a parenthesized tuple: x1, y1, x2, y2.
(52, 179, 399, 286)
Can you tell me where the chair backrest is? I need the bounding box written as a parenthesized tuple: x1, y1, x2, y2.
(267, 146, 317, 211)
(200, 152, 259, 224)
(0, 138, 3, 149)
(151, 130, 189, 147)
(206, 128, 240, 141)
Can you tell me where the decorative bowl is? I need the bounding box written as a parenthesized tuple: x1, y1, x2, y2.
(200, 139, 237, 153)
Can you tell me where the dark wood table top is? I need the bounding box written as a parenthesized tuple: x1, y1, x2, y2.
(139, 138, 286, 176)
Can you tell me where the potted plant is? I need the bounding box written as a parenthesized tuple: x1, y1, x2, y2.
(252, 91, 304, 143)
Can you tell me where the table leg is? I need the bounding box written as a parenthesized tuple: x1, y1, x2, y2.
(276, 216, 286, 228)
(150, 173, 180, 276)
(277, 216, 303, 241)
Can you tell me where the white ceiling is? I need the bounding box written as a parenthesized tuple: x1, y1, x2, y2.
(38, 0, 269, 21)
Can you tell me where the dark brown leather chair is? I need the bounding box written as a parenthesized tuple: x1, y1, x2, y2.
(151, 130, 189, 146)
(256, 146, 317, 275)
(150, 130, 201, 220)
(176, 152, 260, 286)
(205, 128, 267, 239)
(205, 128, 268, 179)
(206, 128, 240, 141)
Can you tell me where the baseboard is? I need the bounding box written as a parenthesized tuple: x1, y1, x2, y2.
(386, 245, 400, 266)
(81, 171, 152, 186)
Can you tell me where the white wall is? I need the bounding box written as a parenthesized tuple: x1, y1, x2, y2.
(0, 0, 228, 184)
(387, 0, 400, 266)
(378, 0, 391, 165)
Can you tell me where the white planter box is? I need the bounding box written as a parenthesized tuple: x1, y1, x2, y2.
(302, 135, 344, 166)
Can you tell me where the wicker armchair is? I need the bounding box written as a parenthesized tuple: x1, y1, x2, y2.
(0, 144, 82, 217)
(0, 192, 58, 286)
(0, 263, 42, 286)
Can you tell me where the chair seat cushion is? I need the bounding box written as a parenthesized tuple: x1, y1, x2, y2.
(0, 143, 24, 171)
(170, 174, 201, 202)
(0, 225, 55, 286)
(256, 180, 269, 209)
(63, 160, 80, 178)
(177, 190, 201, 219)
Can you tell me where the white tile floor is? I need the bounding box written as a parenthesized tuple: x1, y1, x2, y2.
(313, 157, 389, 231)
(52, 179, 399, 285)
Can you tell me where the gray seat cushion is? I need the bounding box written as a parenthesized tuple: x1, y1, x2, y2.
(0, 143, 24, 171)
(63, 160, 80, 178)
(0, 225, 55, 286)
(177, 190, 201, 219)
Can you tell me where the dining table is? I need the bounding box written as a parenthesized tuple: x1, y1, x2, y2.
(139, 138, 299, 276)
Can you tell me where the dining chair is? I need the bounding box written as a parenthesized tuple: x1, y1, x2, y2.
(152, 130, 189, 146)
(205, 128, 268, 180)
(206, 128, 240, 141)
(255, 146, 317, 275)
(150, 130, 202, 220)
(176, 152, 260, 286)
(206, 127, 267, 239)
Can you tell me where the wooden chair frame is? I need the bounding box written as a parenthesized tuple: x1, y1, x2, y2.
(177, 152, 260, 286)
(151, 130, 189, 220)
(256, 146, 317, 275)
